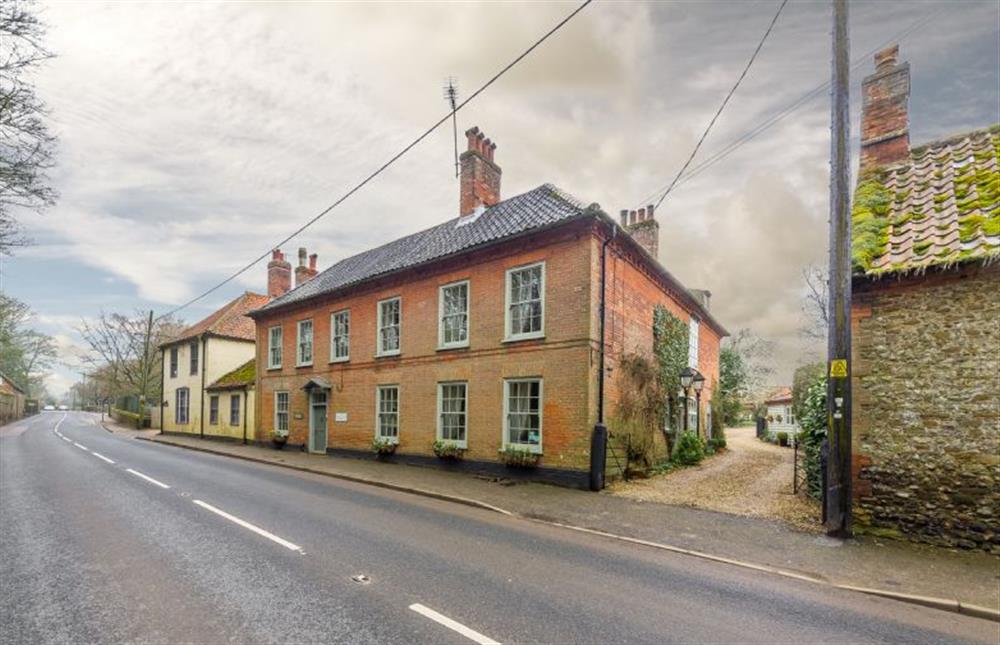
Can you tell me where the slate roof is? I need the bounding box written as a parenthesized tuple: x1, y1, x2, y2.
(254, 184, 589, 314)
(206, 359, 255, 391)
(852, 125, 1000, 275)
(162, 291, 269, 347)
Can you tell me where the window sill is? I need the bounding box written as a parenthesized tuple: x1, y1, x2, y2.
(436, 342, 469, 352)
(502, 333, 545, 344)
(295, 362, 314, 368)
(266, 365, 282, 371)
(375, 351, 401, 359)
(329, 356, 350, 364)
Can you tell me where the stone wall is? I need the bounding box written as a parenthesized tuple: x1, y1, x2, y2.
(852, 262, 1000, 552)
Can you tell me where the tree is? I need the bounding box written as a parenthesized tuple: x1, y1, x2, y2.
(0, 292, 57, 395)
(1, 0, 58, 255)
(77, 310, 184, 404)
(800, 264, 829, 341)
(717, 328, 775, 425)
(792, 361, 825, 419)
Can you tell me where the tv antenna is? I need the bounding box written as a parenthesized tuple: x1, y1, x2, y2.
(444, 77, 459, 177)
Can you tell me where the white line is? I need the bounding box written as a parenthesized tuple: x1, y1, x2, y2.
(54, 412, 67, 432)
(60, 436, 71, 443)
(73, 442, 89, 451)
(409, 604, 500, 645)
(126, 468, 171, 489)
(192, 500, 303, 553)
(92, 452, 115, 464)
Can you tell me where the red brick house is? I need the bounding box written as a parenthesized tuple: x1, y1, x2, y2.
(249, 126, 726, 487)
(850, 46, 999, 549)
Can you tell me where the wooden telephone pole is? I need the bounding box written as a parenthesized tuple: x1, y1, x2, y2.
(825, 0, 853, 537)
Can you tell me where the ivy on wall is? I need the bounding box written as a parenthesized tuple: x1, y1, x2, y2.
(653, 304, 689, 418)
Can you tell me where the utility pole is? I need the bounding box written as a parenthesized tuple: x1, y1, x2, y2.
(825, 0, 852, 538)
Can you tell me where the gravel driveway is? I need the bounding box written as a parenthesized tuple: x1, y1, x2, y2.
(610, 426, 821, 531)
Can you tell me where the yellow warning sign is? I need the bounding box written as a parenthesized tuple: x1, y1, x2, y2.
(830, 359, 848, 378)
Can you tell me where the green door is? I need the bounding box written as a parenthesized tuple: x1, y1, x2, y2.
(309, 390, 328, 454)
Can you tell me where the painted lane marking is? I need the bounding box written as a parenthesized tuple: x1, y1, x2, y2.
(126, 468, 171, 489)
(60, 436, 72, 443)
(192, 500, 303, 553)
(54, 412, 67, 433)
(409, 604, 501, 645)
(73, 442, 89, 451)
(92, 452, 115, 464)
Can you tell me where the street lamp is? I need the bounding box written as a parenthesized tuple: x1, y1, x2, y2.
(679, 367, 697, 432)
(692, 371, 706, 435)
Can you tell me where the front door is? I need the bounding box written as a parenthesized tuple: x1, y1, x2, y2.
(309, 390, 328, 454)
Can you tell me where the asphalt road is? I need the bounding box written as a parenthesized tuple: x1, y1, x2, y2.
(1, 412, 996, 644)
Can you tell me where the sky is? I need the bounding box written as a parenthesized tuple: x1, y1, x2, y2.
(4, 0, 999, 398)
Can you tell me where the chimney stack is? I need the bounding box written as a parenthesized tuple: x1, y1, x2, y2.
(619, 203, 660, 260)
(267, 249, 292, 298)
(459, 126, 501, 216)
(860, 44, 910, 172)
(294, 247, 319, 288)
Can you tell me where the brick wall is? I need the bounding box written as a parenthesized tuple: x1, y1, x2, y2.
(256, 224, 595, 475)
(851, 262, 1000, 551)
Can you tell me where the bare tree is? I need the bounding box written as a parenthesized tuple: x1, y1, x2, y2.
(1, 0, 58, 255)
(77, 310, 184, 404)
(800, 264, 829, 340)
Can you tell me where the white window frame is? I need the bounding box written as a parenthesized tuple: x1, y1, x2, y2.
(502, 378, 543, 454)
(376, 297, 401, 357)
(688, 317, 700, 369)
(175, 387, 189, 425)
(330, 309, 350, 363)
(189, 340, 199, 376)
(375, 385, 400, 443)
(504, 262, 545, 342)
(268, 326, 282, 369)
(208, 394, 219, 425)
(438, 280, 470, 349)
(229, 394, 240, 426)
(274, 391, 289, 432)
(296, 319, 313, 366)
(169, 347, 178, 378)
(436, 381, 468, 448)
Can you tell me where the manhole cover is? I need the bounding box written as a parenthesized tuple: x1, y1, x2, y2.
(351, 574, 371, 585)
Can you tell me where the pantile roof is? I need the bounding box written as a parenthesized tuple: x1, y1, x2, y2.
(852, 125, 1000, 276)
(764, 386, 793, 405)
(206, 359, 256, 391)
(163, 292, 269, 347)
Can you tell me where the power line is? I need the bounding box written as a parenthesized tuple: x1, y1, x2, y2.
(649, 0, 788, 211)
(635, 7, 940, 208)
(159, 0, 593, 321)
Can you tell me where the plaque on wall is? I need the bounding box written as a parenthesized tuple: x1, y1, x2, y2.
(334, 412, 348, 422)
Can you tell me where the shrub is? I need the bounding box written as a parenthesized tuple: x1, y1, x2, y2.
(776, 431, 789, 446)
(499, 446, 539, 468)
(798, 376, 829, 499)
(673, 431, 704, 465)
(709, 435, 727, 451)
(432, 440, 464, 460)
(372, 438, 397, 456)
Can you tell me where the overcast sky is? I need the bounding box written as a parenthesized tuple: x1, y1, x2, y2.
(4, 0, 998, 397)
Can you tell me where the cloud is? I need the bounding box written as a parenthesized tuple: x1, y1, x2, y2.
(12, 0, 999, 387)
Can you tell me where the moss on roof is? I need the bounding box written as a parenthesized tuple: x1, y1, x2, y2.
(207, 359, 256, 390)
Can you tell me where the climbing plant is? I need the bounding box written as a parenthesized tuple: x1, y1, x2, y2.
(652, 305, 689, 452)
(611, 352, 665, 470)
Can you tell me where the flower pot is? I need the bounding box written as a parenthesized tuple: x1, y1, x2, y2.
(272, 437, 287, 450)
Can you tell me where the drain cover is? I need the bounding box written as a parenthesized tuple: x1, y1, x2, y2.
(351, 574, 371, 585)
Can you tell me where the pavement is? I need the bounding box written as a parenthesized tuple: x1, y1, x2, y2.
(102, 415, 1000, 618)
(3, 412, 996, 643)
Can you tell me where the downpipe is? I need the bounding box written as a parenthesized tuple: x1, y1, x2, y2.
(590, 221, 616, 491)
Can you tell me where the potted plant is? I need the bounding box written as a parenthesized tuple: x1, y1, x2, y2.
(372, 437, 397, 458)
(271, 428, 288, 449)
(433, 440, 465, 460)
(777, 431, 789, 447)
(499, 446, 540, 468)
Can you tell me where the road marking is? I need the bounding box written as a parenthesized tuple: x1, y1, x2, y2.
(60, 436, 71, 443)
(92, 452, 115, 464)
(54, 412, 67, 433)
(73, 442, 89, 451)
(126, 468, 171, 489)
(192, 500, 303, 553)
(409, 604, 500, 645)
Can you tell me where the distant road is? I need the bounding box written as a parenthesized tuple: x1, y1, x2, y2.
(1, 412, 995, 644)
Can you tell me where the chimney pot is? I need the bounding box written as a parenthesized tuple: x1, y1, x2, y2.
(629, 210, 637, 225)
(874, 44, 899, 72)
(638, 207, 646, 221)
(309, 253, 317, 270)
(647, 204, 655, 218)
(619, 209, 628, 226)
